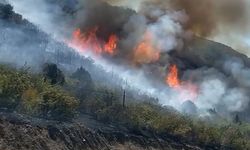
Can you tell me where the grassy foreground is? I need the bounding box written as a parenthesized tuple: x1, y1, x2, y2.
(0, 64, 249, 149)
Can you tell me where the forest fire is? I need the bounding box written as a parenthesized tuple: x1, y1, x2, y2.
(69, 27, 118, 55)
(134, 32, 160, 64)
(104, 34, 118, 55)
(166, 64, 180, 88)
(166, 64, 198, 101)
(69, 27, 160, 64)
(69, 26, 198, 102)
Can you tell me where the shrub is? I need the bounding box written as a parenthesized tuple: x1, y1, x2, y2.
(96, 104, 128, 123)
(0, 67, 31, 109)
(0, 65, 79, 121)
(21, 88, 40, 114)
(70, 67, 94, 103)
(42, 63, 65, 85)
(41, 87, 79, 120)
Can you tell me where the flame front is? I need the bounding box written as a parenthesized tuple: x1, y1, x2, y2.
(104, 34, 118, 55)
(166, 64, 198, 102)
(69, 28, 118, 55)
(70, 28, 160, 63)
(68, 27, 198, 103)
(166, 64, 180, 88)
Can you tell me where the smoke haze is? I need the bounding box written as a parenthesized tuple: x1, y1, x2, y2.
(107, 0, 250, 56)
(3, 0, 250, 120)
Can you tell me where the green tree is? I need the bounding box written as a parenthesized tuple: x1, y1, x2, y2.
(0, 69, 31, 109)
(41, 87, 79, 120)
(71, 67, 94, 104)
(42, 63, 65, 85)
(0, 4, 13, 19)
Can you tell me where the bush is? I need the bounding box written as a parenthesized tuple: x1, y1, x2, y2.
(0, 65, 79, 120)
(21, 88, 40, 114)
(1, 65, 249, 148)
(42, 63, 65, 85)
(79, 95, 250, 149)
(79, 86, 119, 114)
(70, 67, 94, 103)
(0, 67, 31, 109)
(41, 87, 79, 120)
(96, 104, 128, 123)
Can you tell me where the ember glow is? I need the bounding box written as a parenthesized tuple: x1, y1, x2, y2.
(104, 34, 118, 55)
(69, 27, 118, 55)
(166, 64, 198, 102)
(134, 32, 160, 64)
(166, 64, 180, 88)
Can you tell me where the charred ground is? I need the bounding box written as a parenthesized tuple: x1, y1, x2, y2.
(0, 2, 250, 150)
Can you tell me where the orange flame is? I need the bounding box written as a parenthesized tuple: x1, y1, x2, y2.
(70, 27, 118, 55)
(104, 34, 118, 55)
(166, 64, 180, 88)
(166, 64, 198, 102)
(134, 32, 160, 64)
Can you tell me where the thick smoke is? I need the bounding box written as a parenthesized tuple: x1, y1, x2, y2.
(137, 4, 188, 52)
(69, 0, 188, 64)
(168, 0, 250, 56)
(169, 0, 247, 37)
(8, 0, 72, 38)
(183, 67, 249, 115)
(74, 0, 134, 37)
(5, 0, 250, 120)
(121, 6, 188, 64)
(0, 10, 46, 68)
(108, 0, 248, 37)
(107, 0, 250, 56)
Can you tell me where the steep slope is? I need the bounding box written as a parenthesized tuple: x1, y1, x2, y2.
(0, 112, 229, 150)
(173, 37, 250, 70)
(0, 3, 250, 150)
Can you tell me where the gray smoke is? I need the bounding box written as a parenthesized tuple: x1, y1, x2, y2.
(107, 0, 250, 57)
(4, 0, 250, 120)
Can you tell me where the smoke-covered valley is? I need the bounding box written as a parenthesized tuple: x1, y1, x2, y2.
(2, 0, 250, 122)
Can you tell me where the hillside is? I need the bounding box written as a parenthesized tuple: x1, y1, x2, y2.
(173, 37, 250, 69)
(0, 57, 249, 150)
(0, 112, 215, 150)
(0, 2, 250, 150)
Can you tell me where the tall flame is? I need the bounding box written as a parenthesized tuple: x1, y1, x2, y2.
(166, 64, 198, 102)
(166, 64, 180, 88)
(104, 34, 118, 55)
(69, 27, 118, 55)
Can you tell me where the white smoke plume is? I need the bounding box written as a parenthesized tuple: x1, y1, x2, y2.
(3, 0, 250, 119)
(145, 11, 187, 52)
(7, 0, 72, 38)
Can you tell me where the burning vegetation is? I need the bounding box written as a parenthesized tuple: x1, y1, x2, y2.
(1, 1, 250, 149)
(166, 64, 198, 102)
(166, 64, 180, 88)
(61, 0, 250, 116)
(6, 0, 250, 124)
(69, 27, 118, 55)
(104, 34, 119, 55)
(69, 26, 161, 64)
(134, 32, 160, 64)
(69, 24, 198, 103)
